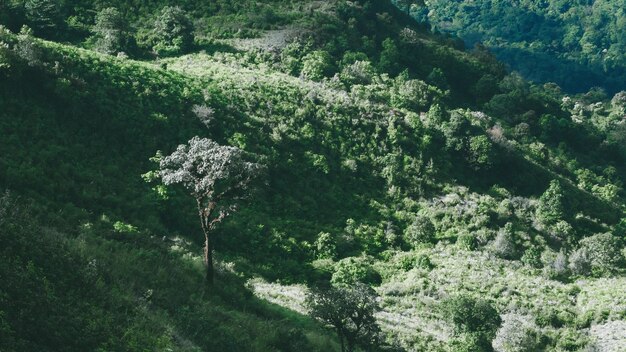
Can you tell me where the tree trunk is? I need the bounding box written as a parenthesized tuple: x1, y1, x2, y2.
(204, 232, 214, 287)
(337, 330, 345, 352)
(346, 338, 354, 352)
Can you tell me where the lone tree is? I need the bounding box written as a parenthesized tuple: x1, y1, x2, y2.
(306, 283, 382, 352)
(157, 137, 264, 286)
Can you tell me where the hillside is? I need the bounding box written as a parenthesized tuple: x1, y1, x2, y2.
(404, 0, 626, 94)
(1, 0, 626, 351)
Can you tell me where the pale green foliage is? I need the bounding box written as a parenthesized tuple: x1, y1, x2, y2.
(390, 76, 432, 112)
(331, 256, 381, 286)
(403, 215, 435, 246)
(545, 249, 569, 280)
(492, 223, 518, 259)
(113, 220, 139, 234)
(492, 313, 541, 352)
(468, 135, 494, 169)
(301, 50, 334, 81)
(339, 60, 376, 86)
(568, 247, 591, 276)
(314, 232, 337, 260)
(14, 26, 41, 67)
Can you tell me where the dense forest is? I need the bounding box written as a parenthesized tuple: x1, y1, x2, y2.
(399, 0, 626, 94)
(1, 0, 625, 351)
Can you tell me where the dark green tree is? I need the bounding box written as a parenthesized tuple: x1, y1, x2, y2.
(91, 7, 132, 55)
(536, 180, 565, 226)
(396, 0, 425, 16)
(442, 295, 501, 351)
(306, 283, 382, 352)
(152, 6, 194, 57)
(24, 0, 61, 38)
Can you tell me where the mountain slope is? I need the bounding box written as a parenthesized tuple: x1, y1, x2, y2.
(407, 0, 626, 94)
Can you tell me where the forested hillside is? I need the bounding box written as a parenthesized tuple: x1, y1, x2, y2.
(1, 0, 626, 351)
(400, 0, 626, 94)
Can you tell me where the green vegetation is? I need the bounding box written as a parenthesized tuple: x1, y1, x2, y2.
(1, 0, 626, 351)
(402, 0, 626, 93)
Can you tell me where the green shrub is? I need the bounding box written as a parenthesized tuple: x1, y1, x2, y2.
(339, 60, 376, 86)
(300, 50, 334, 81)
(331, 256, 381, 286)
(579, 232, 624, 276)
(492, 313, 542, 352)
(314, 232, 337, 260)
(441, 295, 501, 349)
(568, 247, 591, 276)
(521, 246, 542, 268)
(457, 231, 477, 251)
(536, 180, 565, 226)
(404, 215, 436, 247)
(492, 223, 519, 259)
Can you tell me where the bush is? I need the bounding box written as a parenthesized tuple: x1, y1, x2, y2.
(568, 247, 591, 276)
(579, 232, 623, 276)
(390, 76, 434, 112)
(331, 256, 381, 286)
(14, 26, 42, 67)
(544, 249, 569, 280)
(468, 135, 495, 170)
(314, 232, 337, 260)
(521, 246, 542, 268)
(339, 60, 376, 86)
(492, 313, 542, 352)
(457, 231, 478, 251)
(536, 180, 565, 226)
(404, 215, 436, 247)
(441, 295, 501, 349)
(397, 253, 434, 271)
(301, 50, 334, 81)
(492, 223, 519, 259)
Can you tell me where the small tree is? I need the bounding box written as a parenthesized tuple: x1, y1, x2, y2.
(301, 50, 334, 81)
(24, 0, 61, 38)
(156, 137, 264, 287)
(579, 232, 623, 276)
(492, 313, 542, 352)
(91, 7, 132, 55)
(492, 223, 518, 259)
(536, 180, 565, 226)
(396, 0, 425, 16)
(441, 295, 502, 351)
(306, 283, 382, 352)
(152, 6, 194, 57)
(404, 215, 435, 247)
